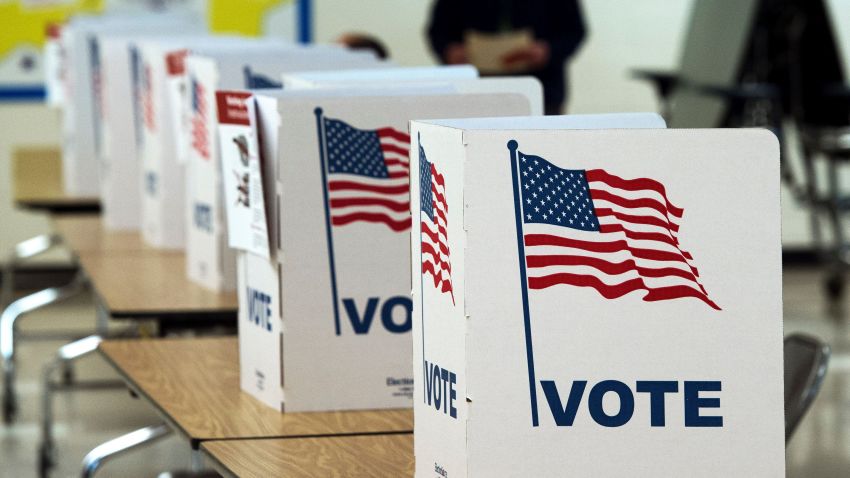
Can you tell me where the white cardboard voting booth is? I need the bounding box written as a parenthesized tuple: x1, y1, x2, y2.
(60, 14, 200, 197)
(285, 68, 545, 117)
(184, 48, 384, 291)
(136, 36, 272, 248)
(230, 90, 282, 409)
(227, 86, 457, 410)
(229, 89, 535, 412)
(96, 31, 201, 231)
(273, 92, 532, 412)
(409, 117, 784, 477)
(45, 24, 64, 108)
(280, 65, 478, 89)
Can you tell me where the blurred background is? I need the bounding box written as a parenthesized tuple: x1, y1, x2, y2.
(2, 0, 850, 476)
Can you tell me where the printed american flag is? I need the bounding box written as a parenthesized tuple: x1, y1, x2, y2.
(190, 78, 209, 160)
(322, 117, 412, 232)
(419, 143, 454, 302)
(142, 64, 155, 131)
(517, 150, 720, 310)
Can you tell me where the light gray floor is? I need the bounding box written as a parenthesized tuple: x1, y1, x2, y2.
(785, 267, 850, 477)
(0, 267, 849, 477)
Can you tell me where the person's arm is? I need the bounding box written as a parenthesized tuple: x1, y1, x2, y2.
(427, 0, 466, 63)
(543, 0, 587, 66)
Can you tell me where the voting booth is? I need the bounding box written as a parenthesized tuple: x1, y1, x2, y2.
(225, 86, 538, 412)
(276, 92, 534, 412)
(280, 65, 479, 89)
(60, 13, 200, 197)
(409, 116, 784, 476)
(284, 67, 545, 117)
(96, 30, 203, 231)
(135, 36, 284, 249)
(184, 48, 384, 291)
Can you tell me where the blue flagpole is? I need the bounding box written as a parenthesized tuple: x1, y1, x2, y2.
(508, 140, 540, 427)
(315, 108, 342, 336)
(418, 133, 427, 404)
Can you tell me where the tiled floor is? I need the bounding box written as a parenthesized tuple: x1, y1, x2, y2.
(0, 266, 849, 477)
(785, 266, 850, 477)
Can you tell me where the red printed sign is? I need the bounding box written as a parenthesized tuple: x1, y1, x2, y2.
(166, 49, 189, 76)
(216, 90, 253, 126)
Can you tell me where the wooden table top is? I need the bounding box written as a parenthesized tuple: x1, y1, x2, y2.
(52, 215, 153, 255)
(202, 434, 414, 478)
(78, 253, 237, 319)
(12, 147, 100, 212)
(99, 338, 413, 446)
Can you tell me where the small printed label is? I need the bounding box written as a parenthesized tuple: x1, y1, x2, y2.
(387, 376, 414, 399)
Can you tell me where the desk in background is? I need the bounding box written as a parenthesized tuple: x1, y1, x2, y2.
(202, 434, 414, 478)
(12, 147, 99, 214)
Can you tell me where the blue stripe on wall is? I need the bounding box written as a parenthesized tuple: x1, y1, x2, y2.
(0, 85, 46, 102)
(297, 0, 312, 44)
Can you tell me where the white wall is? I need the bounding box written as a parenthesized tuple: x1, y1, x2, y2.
(314, 0, 436, 65)
(0, 104, 70, 265)
(313, 0, 694, 114)
(569, 0, 694, 114)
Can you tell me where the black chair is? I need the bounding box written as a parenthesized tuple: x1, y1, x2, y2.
(784, 333, 830, 443)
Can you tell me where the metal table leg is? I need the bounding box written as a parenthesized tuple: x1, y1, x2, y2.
(1, 272, 86, 424)
(38, 336, 103, 476)
(80, 424, 171, 478)
(1, 234, 61, 308)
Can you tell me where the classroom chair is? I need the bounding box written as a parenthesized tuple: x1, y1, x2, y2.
(784, 333, 830, 442)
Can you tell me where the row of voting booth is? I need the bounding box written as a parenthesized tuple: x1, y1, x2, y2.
(50, 12, 785, 477)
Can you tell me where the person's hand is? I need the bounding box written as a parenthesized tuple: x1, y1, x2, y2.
(444, 43, 468, 64)
(502, 40, 550, 70)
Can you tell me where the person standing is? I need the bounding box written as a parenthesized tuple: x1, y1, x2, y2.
(427, 0, 586, 115)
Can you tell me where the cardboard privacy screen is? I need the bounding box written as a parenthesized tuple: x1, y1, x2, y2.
(273, 93, 533, 412)
(185, 48, 384, 291)
(409, 122, 783, 477)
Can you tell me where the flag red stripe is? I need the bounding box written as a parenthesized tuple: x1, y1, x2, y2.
(527, 272, 719, 309)
(595, 208, 680, 234)
(385, 158, 409, 169)
(330, 197, 410, 212)
(332, 212, 411, 231)
(586, 169, 684, 218)
(431, 185, 446, 207)
(422, 261, 454, 294)
(381, 144, 409, 157)
(524, 233, 699, 275)
(589, 189, 681, 226)
(525, 253, 702, 286)
(329, 180, 408, 195)
(388, 171, 407, 179)
(422, 242, 452, 273)
(431, 164, 446, 187)
(644, 285, 721, 310)
(529, 272, 646, 297)
(435, 205, 447, 223)
(437, 222, 448, 239)
(598, 224, 692, 260)
(377, 127, 410, 143)
(421, 222, 449, 255)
